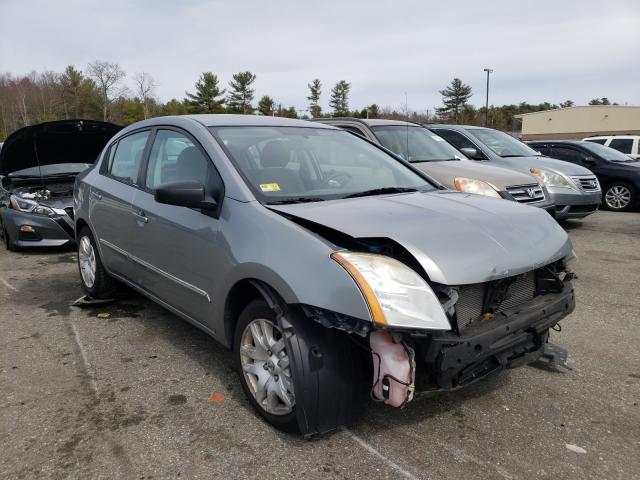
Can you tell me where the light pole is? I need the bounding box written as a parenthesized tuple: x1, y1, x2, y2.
(483, 68, 493, 127)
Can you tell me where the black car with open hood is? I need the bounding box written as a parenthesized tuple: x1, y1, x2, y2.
(0, 119, 121, 250)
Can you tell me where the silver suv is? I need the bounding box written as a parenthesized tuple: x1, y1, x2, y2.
(427, 125, 602, 220)
(75, 115, 576, 436)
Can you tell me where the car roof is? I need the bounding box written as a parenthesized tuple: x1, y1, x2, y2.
(528, 140, 589, 145)
(186, 114, 336, 128)
(313, 117, 420, 127)
(585, 135, 639, 139)
(425, 124, 485, 130)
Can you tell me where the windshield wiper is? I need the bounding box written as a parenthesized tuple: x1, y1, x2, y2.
(500, 154, 526, 158)
(267, 197, 325, 205)
(343, 187, 419, 199)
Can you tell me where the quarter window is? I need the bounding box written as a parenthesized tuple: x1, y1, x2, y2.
(109, 131, 150, 184)
(609, 138, 633, 154)
(145, 130, 214, 190)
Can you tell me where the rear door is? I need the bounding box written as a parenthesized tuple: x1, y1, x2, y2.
(90, 130, 151, 279)
(128, 128, 225, 326)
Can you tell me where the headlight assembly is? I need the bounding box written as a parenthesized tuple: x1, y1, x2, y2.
(9, 195, 56, 216)
(530, 168, 576, 189)
(331, 251, 451, 330)
(453, 177, 501, 198)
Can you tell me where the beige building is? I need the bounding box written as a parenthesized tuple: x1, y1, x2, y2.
(515, 105, 640, 140)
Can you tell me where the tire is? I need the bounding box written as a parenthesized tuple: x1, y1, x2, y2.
(77, 227, 117, 298)
(603, 182, 636, 211)
(1, 218, 19, 252)
(234, 299, 298, 432)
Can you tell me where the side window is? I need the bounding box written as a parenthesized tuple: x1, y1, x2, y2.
(109, 131, 150, 184)
(585, 138, 607, 145)
(551, 147, 584, 164)
(609, 138, 633, 154)
(145, 129, 216, 191)
(435, 129, 477, 150)
(533, 144, 550, 155)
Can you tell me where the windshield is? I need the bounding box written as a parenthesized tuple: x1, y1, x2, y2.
(468, 129, 539, 157)
(8, 163, 92, 177)
(370, 125, 463, 162)
(211, 126, 433, 203)
(581, 142, 634, 162)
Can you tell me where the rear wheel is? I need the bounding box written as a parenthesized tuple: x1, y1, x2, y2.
(603, 182, 636, 211)
(234, 299, 298, 432)
(77, 227, 116, 298)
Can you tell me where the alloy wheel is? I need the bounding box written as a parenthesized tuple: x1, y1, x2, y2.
(605, 185, 631, 210)
(239, 318, 295, 415)
(78, 236, 97, 288)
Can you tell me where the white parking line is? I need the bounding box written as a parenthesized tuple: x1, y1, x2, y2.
(69, 321, 99, 396)
(0, 277, 18, 292)
(342, 428, 421, 480)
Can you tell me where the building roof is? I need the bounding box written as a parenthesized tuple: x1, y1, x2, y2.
(514, 105, 640, 119)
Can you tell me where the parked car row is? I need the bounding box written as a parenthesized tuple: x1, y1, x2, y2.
(0, 114, 635, 437)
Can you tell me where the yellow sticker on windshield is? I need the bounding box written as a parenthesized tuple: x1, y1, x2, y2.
(259, 183, 281, 192)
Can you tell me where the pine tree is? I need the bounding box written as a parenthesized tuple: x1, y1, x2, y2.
(307, 79, 322, 118)
(329, 80, 350, 117)
(588, 97, 611, 105)
(437, 78, 472, 122)
(226, 71, 256, 114)
(258, 95, 275, 116)
(184, 72, 226, 113)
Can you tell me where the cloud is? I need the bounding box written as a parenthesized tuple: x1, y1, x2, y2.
(1, 0, 638, 111)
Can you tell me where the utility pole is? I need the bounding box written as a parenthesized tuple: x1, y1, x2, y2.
(483, 68, 493, 127)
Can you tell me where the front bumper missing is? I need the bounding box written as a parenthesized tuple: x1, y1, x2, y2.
(414, 281, 575, 391)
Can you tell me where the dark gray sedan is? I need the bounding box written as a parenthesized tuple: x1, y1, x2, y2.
(74, 115, 577, 436)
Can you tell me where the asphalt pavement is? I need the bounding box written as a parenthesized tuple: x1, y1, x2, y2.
(1, 210, 639, 480)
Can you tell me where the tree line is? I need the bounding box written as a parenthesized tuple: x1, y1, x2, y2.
(0, 61, 620, 140)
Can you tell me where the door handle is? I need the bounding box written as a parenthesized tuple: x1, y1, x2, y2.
(133, 209, 148, 224)
(91, 191, 102, 200)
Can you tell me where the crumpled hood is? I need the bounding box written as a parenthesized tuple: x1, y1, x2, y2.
(499, 155, 593, 176)
(0, 120, 121, 176)
(270, 191, 572, 285)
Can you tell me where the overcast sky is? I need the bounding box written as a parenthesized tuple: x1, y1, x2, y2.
(1, 0, 639, 114)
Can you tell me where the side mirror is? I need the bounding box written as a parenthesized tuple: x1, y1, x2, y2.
(582, 155, 596, 165)
(154, 180, 217, 211)
(460, 147, 485, 160)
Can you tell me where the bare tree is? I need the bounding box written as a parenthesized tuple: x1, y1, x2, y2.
(134, 72, 158, 119)
(87, 60, 125, 121)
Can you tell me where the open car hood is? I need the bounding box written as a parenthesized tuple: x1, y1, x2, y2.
(270, 191, 572, 285)
(0, 120, 121, 177)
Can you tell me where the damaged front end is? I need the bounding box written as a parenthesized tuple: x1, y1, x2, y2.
(279, 225, 575, 436)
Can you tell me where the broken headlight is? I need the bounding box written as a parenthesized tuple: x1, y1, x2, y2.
(331, 251, 451, 330)
(9, 195, 56, 216)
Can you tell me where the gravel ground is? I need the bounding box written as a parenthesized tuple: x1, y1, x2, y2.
(1, 210, 639, 480)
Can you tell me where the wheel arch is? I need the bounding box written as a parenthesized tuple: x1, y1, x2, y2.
(223, 278, 288, 349)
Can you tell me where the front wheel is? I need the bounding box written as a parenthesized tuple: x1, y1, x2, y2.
(1, 218, 19, 252)
(77, 227, 117, 298)
(234, 299, 298, 432)
(603, 183, 636, 211)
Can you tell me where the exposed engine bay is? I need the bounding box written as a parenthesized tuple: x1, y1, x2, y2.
(10, 182, 75, 203)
